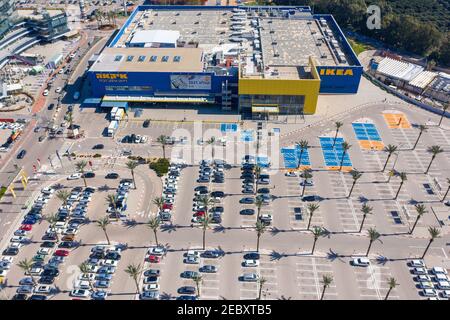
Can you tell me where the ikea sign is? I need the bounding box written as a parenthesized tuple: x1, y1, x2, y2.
(319, 69, 354, 76)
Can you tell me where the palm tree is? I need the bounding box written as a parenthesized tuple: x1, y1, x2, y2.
(348, 169, 362, 198)
(255, 221, 266, 252)
(366, 228, 381, 256)
(253, 164, 262, 195)
(56, 190, 70, 206)
(199, 196, 215, 219)
(105, 194, 119, 219)
(296, 140, 309, 169)
(79, 262, 94, 291)
(147, 215, 161, 246)
(125, 263, 142, 295)
(258, 276, 267, 300)
(156, 135, 169, 159)
(44, 213, 60, 243)
(320, 274, 333, 300)
(438, 103, 448, 127)
(394, 172, 407, 200)
(300, 169, 313, 197)
(387, 169, 397, 183)
(126, 160, 138, 189)
(96, 216, 111, 245)
(425, 145, 444, 174)
(412, 125, 427, 150)
(95, 10, 103, 29)
(200, 214, 212, 250)
(75, 160, 88, 187)
(192, 274, 203, 298)
(410, 204, 427, 235)
(255, 196, 264, 220)
(311, 226, 324, 255)
(442, 178, 450, 202)
(206, 137, 216, 161)
(17, 259, 36, 287)
(306, 203, 319, 231)
(359, 203, 373, 233)
(332, 121, 343, 147)
(422, 227, 440, 259)
(385, 277, 398, 300)
(339, 142, 351, 171)
(382, 144, 398, 171)
(66, 111, 74, 131)
(152, 197, 165, 212)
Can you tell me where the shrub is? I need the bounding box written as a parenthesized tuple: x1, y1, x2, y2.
(93, 153, 102, 158)
(149, 158, 170, 177)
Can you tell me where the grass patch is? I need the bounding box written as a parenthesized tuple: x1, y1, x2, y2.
(348, 39, 372, 56)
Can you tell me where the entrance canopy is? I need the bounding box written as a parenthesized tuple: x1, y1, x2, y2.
(103, 95, 215, 104)
(251, 105, 279, 114)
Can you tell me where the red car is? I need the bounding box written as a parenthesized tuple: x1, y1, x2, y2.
(20, 224, 33, 231)
(147, 255, 161, 263)
(162, 203, 173, 210)
(54, 249, 69, 257)
(193, 211, 205, 217)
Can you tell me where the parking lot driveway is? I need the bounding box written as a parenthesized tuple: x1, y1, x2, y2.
(295, 257, 338, 300)
(353, 262, 400, 300)
(238, 254, 278, 300)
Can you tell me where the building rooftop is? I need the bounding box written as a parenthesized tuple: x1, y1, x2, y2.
(17, 9, 65, 20)
(377, 57, 424, 82)
(128, 30, 180, 47)
(89, 47, 204, 73)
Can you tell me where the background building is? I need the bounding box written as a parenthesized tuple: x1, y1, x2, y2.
(0, 0, 18, 38)
(88, 5, 363, 116)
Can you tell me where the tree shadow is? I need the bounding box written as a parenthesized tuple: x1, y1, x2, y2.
(160, 223, 178, 233)
(159, 292, 175, 300)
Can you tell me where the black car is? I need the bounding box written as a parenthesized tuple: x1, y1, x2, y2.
(122, 135, 131, 143)
(243, 252, 260, 260)
(41, 269, 59, 277)
(240, 209, 255, 215)
(105, 252, 121, 260)
(211, 191, 225, 198)
(47, 103, 55, 110)
(59, 241, 77, 248)
(3, 247, 19, 256)
(17, 149, 27, 159)
(12, 294, 28, 300)
(143, 119, 150, 128)
(211, 214, 222, 224)
(40, 241, 56, 248)
(257, 188, 270, 194)
(72, 186, 83, 192)
(105, 172, 119, 179)
(93, 144, 104, 150)
(83, 172, 95, 178)
(68, 105, 74, 112)
(202, 250, 221, 258)
(177, 286, 196, 295)
(39, 276, 55, 284)
(29, 295, 48, 300)
(240, 197, 255, 204)
(144, 269, 161, 277)
(241, 173, 254, 179)
(194, 186, 208, 192)
(302, 195, 319, 202)
(38, 135, 45, 142)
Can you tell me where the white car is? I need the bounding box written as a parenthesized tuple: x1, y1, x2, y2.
(148, 246, 166, 256)
(243, 259, 260, 267)
(0, 261, 11, 270)
(415, 275, 432, 282)
(43, 89, 49, 96)
(67, 173, 82, 180)
(441, 290, 450, 299)
(143, 283, 160, 291)
(55, 87, 62, 93)
(437, 281, 450, 290)
(70, 289, 91, 298)
(63, 228, 78, 236)
(85, 265, 100, 273)
(10, 236, 29, 243)
(74, 280, 91, 290)
(186, 250, 201, 258)
(242, 273, 259, 282)
(413, 267, 427, 275)
(41, 187, 55, 195)
(37, 248, 52, 255)
(58, 69, 64, 74)
(30, 267, 43, 276)
(34, 285, 52, 294)
(1, 257, 14, 263)
(422, 289, 437, 297)
(430, 267, 448, 275)
(435, 273, 449, 281)
(352, 257, 370, 267)
(141, 136, 148, 143)
(409, 259, 425, 268)
(101, 260, 118, 267)
(419, 281, 434, 289)
(79, 273, 95, 281)
(0, 270, 8, 277)
(285, 171, 297, 177)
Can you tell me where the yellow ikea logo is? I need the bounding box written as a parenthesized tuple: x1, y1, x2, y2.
(319, 69, 354, 76)
(96, 73, 128, 80)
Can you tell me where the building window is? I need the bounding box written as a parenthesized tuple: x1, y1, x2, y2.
(162, 56, 169, 62)
(138, 55, 146, 62)
(114, 55, 123, 62)
(173, 56, 181, 62)
(126, 55, 134, 62)
(150, 55, 158, 62)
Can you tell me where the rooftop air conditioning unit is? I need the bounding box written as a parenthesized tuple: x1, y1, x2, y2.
(272, 40, 277, 45)
(197, 12, 202, 16)
(274, 51, 280, 57)
(321, 53, 327, 58)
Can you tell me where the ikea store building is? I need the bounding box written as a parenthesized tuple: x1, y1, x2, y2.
(87, 5, 363, 118)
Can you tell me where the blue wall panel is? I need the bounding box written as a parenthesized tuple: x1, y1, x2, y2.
(316, 66, 363, 94)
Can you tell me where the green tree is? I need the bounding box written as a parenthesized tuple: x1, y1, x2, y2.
(394, 172, 407, 200)
(206, 137, 216, 161)
(320, 274, 333, 300)
(156, 135, 169, 159)
(255, 196, 264, 220)
(147, 215, 161, 246)
(410, 204, 427, 235)
(359, 203, 373, 233)
(125, 263, 143, 295)
(192, 274, 203, 298)
(311, 226, 324, 255)
(258, 276, 267, 300)
(126, 160, 138, 189)
(200, 214, 212, 251)
(17, 259, 36, 287)
(332, 121, 343, 147)
(412, 125, 427, 150)
(105, 194, 119, 219)
(253, 164, 262, 196)
(385, 277, 399, 300)
(96, 216, 111, 245)
(152, 197, 165, 212)
(255, 221, 266, 252)
(296, 140, 309, 169)
(56, 190, 70, 206)
(300, 169, 313, 197)
(339, 142, 351, 171)
(422, 227, 440, 259)
(75, 160, 88, 188)
(306, 203, 320, 231)
(438, 104, 448, 127)
(425, 146, 444, 174)
(79, 262, 94, 291)
(348, 169, 362, 198)
(44, 213, 60, 243)
(366, 228, 381, 256)
(382, 144, 398, 172)
(442, 178, 450, 202)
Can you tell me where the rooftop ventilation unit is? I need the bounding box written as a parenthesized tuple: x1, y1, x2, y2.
(272, 40, 277, 45)
(274, 51, 280, 57)
(197, 12, 202, 16)
(321, 53, 327, 58)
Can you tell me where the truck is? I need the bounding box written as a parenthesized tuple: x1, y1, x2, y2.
(107, 121, 119, 137)
(110, 107, 119, 120)
(114, 108, 124, 121)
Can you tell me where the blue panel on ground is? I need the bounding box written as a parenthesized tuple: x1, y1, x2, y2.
(319, 137, 352, 167)
(352, 122, 382, 143)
